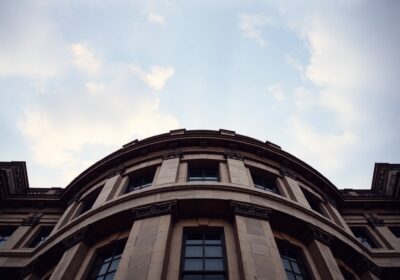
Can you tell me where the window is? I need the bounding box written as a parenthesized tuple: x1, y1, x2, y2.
(87, 239, 126, 280)
(28, 226, 53, 248)
(126, 171, 155, 193)
(181, 228, 226, 280)
(351, 227, 379, 249)
(276, 240, 311, 280)
(302, 189, 325, 216)
(389, 226, 400, 238)
(251, 171, 279, 194)
(78, 187, 103, 216)
(0, 227, 16, 247)
(187, 162, 219, 182)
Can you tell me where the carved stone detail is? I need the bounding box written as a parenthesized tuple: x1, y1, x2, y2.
(279, 168, 297, 180)
(162, 151, 182, 160)
(131, 201, 177, 221)
(304, 224, 333, 246)
(367, 217, 385, 227)
(62, 226, 97, 250)
(230, 201, 270, 220)
(224, 150, 243, 160)
(22, 216, 40, 226)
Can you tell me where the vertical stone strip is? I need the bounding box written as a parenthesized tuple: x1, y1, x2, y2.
(227, 158, 250, 187)
(155, 158, 180, 185)
(176, 162, 188, 183)
(49, 242, 89, 280)
(52, 202, 79, 233)
(307, 240, 344, 280)
(114, 215, 172, 280)
(282, 176, 309, 207)
(93, 174, 122, 207)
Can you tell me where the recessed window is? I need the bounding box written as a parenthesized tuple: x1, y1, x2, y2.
(276, 240, 311, 280)
(302, 189, 325, 216)
(126, 171, 155, 193)
(0, 227, 16, 247)
(187, 162, 219, 182)
(78, 187, 103, 216)
(28, 226, 53, 248)
(181, 228, 227, 280)
(87, 239, 126, 280)
(351, 227, 379, 249)
(389, 226, 400, 238)
(251, 171, 279, 194)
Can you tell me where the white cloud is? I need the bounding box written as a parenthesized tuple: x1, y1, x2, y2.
(285, 116, 357, 172)
(238, 14, 273, 47)
(148, 13, 165, 24)
(131, 65, 175, 90)
(70, 43, 101, 75)
(268, 84, 285, 101)
(86, 82, 106, 94)
(292, 87, 313, 110)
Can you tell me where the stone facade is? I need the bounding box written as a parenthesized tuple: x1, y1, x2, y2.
(0, 129, 399, 280)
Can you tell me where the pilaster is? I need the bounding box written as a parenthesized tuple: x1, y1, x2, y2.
(93, 174, 122, 207)
(155, 156, 180, 185)
(227, 158, 251, 187)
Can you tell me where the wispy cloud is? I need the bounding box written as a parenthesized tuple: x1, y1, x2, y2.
(131, 65, 175, 90)
(268, 84, 285, 101)
(238, 14, 273, 47)
(148, 13, 165, 24)
(70, 43, 101, 74)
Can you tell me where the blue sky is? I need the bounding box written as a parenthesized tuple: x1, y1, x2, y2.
(0, 0, 399, 189)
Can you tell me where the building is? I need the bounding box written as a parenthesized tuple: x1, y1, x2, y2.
(0, 129, 399, 280)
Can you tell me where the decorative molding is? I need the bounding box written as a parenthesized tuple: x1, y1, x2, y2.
(22, 216, 40, 227)
(62, 226, 97, 250)
(230, 201, 270, 220)
(131, 201, 177, 221)
(367, 217, 385, 227)
(303, 224, 333, 246)
(162, 151, 182, 160)
(224, 150, 243, 160)
(279, 168, 297, 180)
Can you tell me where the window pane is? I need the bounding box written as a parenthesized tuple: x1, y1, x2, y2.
(204, 276, 225, 280)
(108, 259, 120, 272)
(104, 272, 115, 280)
(282, 258, 291, 270)
(205, 233, 221, 244)
(205, 246, 222, 257)
(286, 272, 296, 280)
(186, 233, 203, 244)
(98, 262, 110, 276)
(186, 246, 203, 257)
(291, 261, 301, 274)
(205, 259, 224, 271)
(184, 259, 203, 271)
(182, 275, 203, 280)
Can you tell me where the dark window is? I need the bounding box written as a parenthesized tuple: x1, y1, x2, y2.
(302, 189, 324, 215)
(28, 227, 53, 247)
(126, 172, 155, 193)
(277, 240, 311, 280)
(339, 265, 356, 280)
(79, 187, 103, 216)
(188, 163, 219, 182)
(389, 227, 400, 238)
(0, 227, 16, 247)
(351, 227, 378, 248)
(181, 228, 226, 280)
(251, 173, 279, 194)
(87, 239, 126, 280)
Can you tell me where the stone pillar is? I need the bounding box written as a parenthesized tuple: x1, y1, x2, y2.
(52, 202, 79, 233)
(50, 242, 89, 280)
(305, 225, 344, 280)
(177, 162, 188, 183)
(93, 174, 122, 207)
(227, 158, 251, 187)
(375, 226, 400, 250)
(114, 203, 174, 280)
(324, 202, 353, 232)
(155, 157, 180, 185)
(282, 175, 309, 207)
(231, 202, 285, 280)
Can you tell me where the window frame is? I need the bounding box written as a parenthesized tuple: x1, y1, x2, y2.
(301, 188, 327, 217)
(249, 168, 280, 194)
(187, 161, 220, 182)
(0, 226, 17, 248)
(276, 239, 312, 280)
(350, 227, 380, 249)
(76, 185, 104, 217)
(125, 168, 156, 193)
(86, 239, 127, 280)
(180, 227, 228, 280)
(26, 226, 53, 248)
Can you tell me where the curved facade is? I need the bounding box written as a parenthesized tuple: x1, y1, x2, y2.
(0, 129, 399, 280)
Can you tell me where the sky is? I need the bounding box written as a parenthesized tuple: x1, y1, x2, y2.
(0, 0, 399, 190)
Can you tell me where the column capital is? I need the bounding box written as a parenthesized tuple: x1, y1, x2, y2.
(304, 224, 333, 246)
(162, 151, 182, 159)
(62, 226, 97, 250)
(131, 201, 177, 221)
(229, 201, 271, 221)
(224, 151, 243, 160)
(279, 168, 297, 180)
